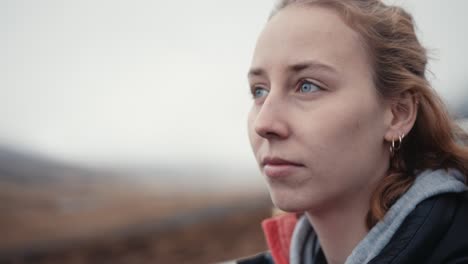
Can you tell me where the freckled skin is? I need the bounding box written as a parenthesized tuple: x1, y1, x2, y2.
(247, 5, 392, 214)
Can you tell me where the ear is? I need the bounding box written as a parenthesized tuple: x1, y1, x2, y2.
(384, 91, 418, 142)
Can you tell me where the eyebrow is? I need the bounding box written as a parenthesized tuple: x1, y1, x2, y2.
(247, 60, 338, 78)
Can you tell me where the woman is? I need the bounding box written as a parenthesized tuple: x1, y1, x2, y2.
(238, 0, 468, 263)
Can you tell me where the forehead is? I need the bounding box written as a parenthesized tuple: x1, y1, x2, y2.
(251, 5, 369, 75)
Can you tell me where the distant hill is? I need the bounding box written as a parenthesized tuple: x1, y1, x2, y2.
(453, 92, 468, 119)
(0, 145, 271, 263)
(0, 145, 264, 193)
(459, 119, 468, 132)
(0, 145, 94, 185)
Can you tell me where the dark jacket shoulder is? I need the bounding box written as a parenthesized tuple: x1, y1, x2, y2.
(369, 191, 468, 264)
(237, 191, 468, 264)
(236, 252, 274, 264)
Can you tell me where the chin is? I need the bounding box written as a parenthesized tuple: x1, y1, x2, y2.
(268, 184, 334, 214)
(269, 190, 311, 213)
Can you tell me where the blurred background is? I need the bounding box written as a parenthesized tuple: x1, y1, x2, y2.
(1, 0, 467, 263)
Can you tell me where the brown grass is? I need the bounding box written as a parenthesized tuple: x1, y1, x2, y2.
(0, 179, 272, 264)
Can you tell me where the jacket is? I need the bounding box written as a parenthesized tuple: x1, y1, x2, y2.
(237, 191, 468, 264)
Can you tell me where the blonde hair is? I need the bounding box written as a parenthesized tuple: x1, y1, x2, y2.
(271, 0, 468, 228)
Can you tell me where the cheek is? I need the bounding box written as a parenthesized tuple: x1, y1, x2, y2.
(298, 94, 386, 169)
(247, 107, 260, 151)
(335, 103, 388, 187)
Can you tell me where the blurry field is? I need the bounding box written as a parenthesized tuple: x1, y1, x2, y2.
(0, 148, 272, 264)
(0, 180, 271, 264)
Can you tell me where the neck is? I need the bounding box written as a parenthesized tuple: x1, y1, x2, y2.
(305, 187, 373, 264)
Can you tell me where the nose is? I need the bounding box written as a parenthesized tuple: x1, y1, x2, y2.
(253, 94, 290, 140)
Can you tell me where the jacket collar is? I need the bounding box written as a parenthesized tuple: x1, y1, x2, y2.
(261, 213, 298, 264)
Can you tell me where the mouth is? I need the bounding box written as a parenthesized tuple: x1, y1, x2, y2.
(261, 157, 304, 178)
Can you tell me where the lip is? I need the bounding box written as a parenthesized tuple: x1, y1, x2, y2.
(261, 157, 304, 178)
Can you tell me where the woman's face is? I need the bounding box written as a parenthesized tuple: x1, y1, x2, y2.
(247, 5, 392, 213)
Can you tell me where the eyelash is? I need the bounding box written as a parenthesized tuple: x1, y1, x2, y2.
(296, 79, 323, 93)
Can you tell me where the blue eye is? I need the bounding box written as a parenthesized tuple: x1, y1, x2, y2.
(299, 81, 320, 93)
(253, 87, 268, 98)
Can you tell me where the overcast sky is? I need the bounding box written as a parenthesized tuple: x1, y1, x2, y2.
(1, 0, 468, 171)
